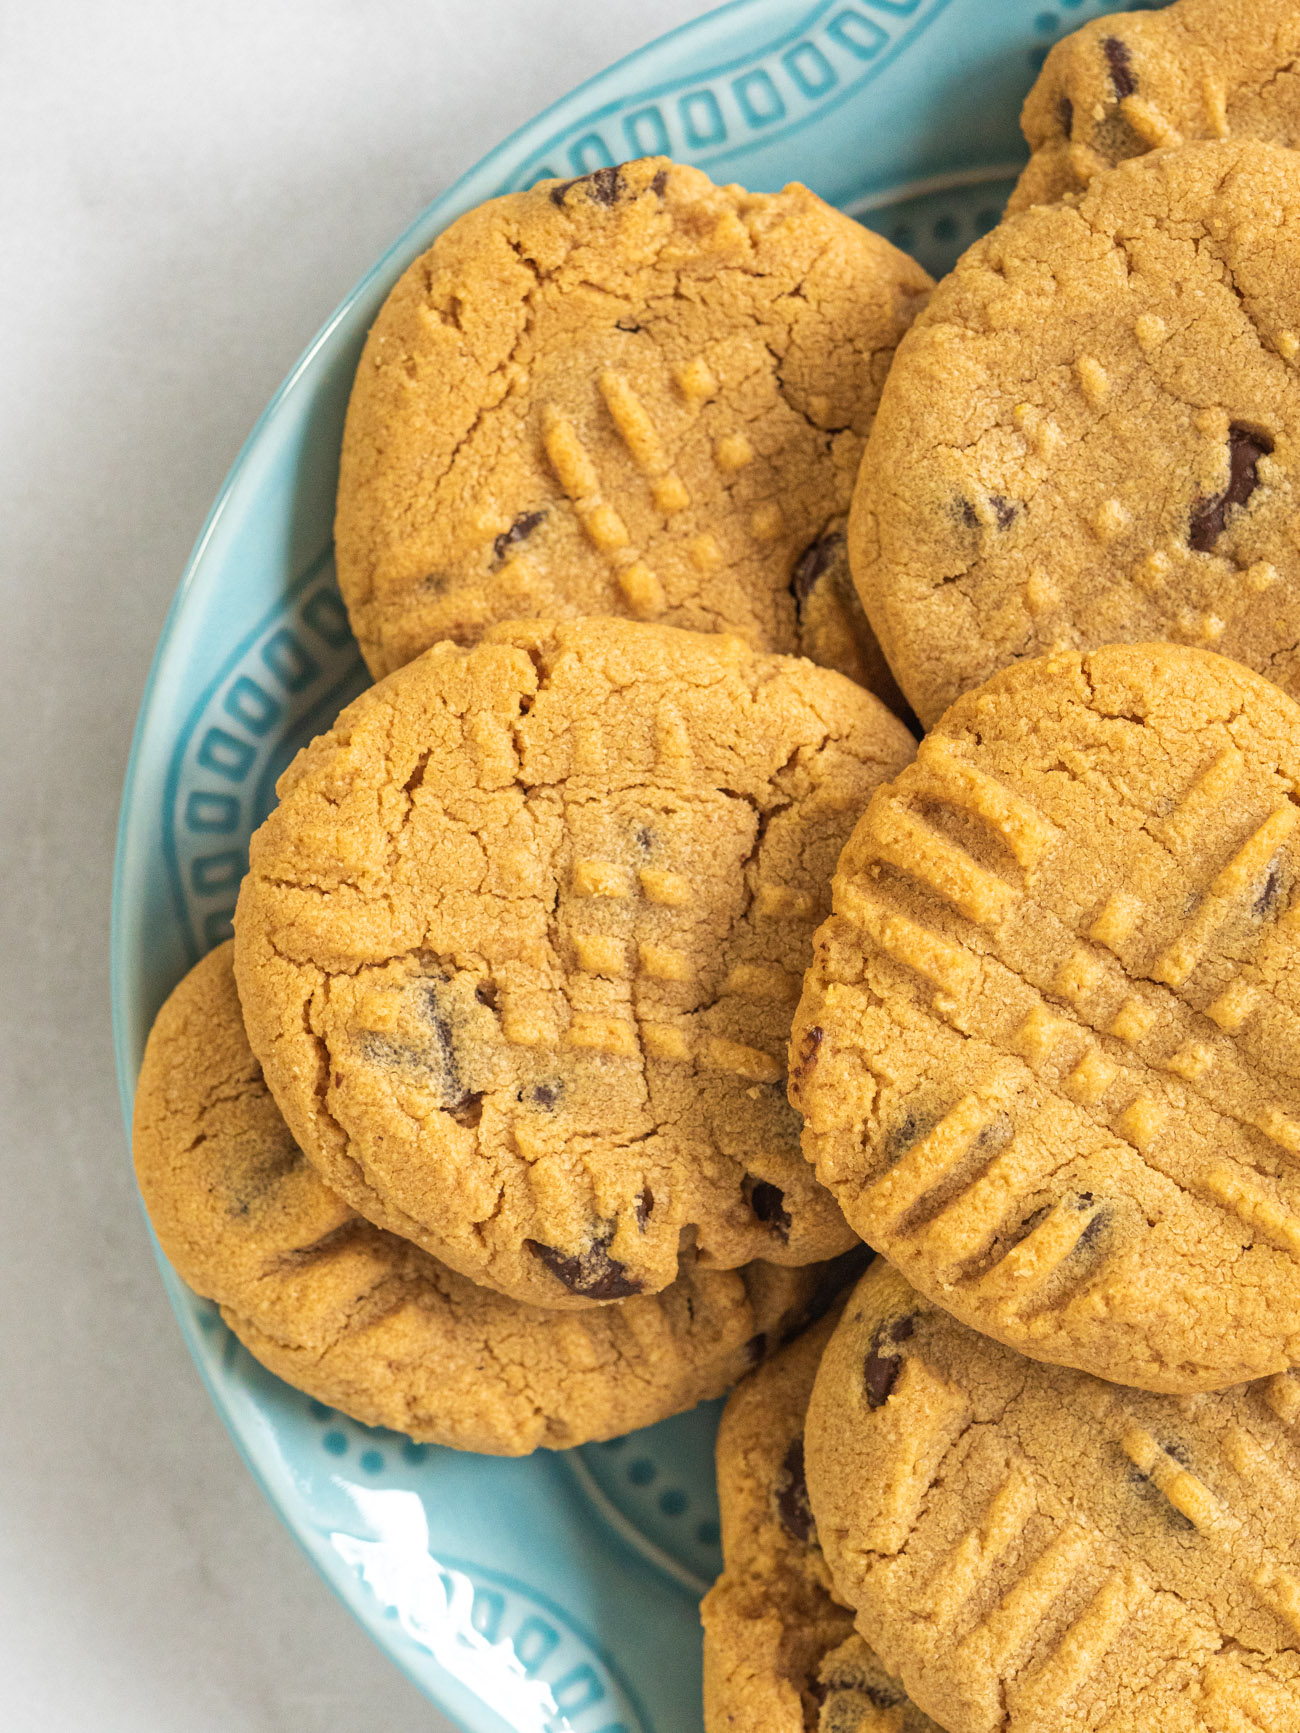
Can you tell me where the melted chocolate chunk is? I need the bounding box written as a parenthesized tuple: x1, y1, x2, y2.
(526, 1229, 641, 1299)
(790, 1025, 823, 1089)
(550, 165, 624, 207)
(1058, 93, 1074, 136)
(959, 495, 1017, 531)
(1255, 860, 1286, 920)
(525, 1079, 563, 1111)
(651, 168, 669, 197)
(746, 1179, 792, 1240)
(1103, 36, 1136, 99)
(775, 1439, 815, 1544)
(635, 1186, 654, 1228)
(863, 1315, 915, 1409)
(1189, 425, 1272, 551)
(492, 509, 546, 568)
(790, 531, 844, 606)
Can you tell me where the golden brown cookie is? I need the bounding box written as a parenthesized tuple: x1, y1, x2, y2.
(335, 156, 929, 692)
(790, 643, 1300, 1392)
(235, 617, 913, 1309)
(1011, 0, 1300, 213)
(851, 139, 1300, 728)
(133, 943, 838, 1454)
(805, 1260, 1300, 1733)
(701, 1291, 943, 1733)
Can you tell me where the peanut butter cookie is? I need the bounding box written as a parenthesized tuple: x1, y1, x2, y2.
(133, 944, 833, 1454)
(702, 1290, 942, 1733)
(790, 643, 1300, 1392)
(1012, 0, 1300, 213)
(335, 156, 929, 697)
(852, 140, 1300, 727)
(805, 1260, 1300, 1733)
(236, 617, 913, 1309)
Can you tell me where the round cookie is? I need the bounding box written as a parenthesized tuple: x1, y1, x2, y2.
(235, 616, 914, 1309)
(790, 643, 1300, 1392)
(335, 155, 930, 693)
(133, 943, 838, 1454)
(701, 1291, 943, 1733)
(805, 1260, 1300, 1733)
(1011, 0, 1300, 214)
(851, 138, 1300, 729)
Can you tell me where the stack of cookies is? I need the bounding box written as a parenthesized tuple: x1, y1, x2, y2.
(132, 5, 1300, 1724)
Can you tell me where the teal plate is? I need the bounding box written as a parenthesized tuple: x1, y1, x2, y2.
(111, 1, 1167, 1727)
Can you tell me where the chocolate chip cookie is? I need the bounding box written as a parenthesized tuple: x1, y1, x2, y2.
(702, 1288, 943, 1733)
(1012, 0, 1300, 213)
(335, 155, 929, 696)
(852, 139, 1300, 727)
(236, 617, 913, 1309)
(134, 944, 835, 1453)
(805, 1259, 1300, 1733)
(790, 643, 1300, 1392)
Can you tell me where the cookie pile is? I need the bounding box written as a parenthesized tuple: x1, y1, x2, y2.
(132, 9, 1300, 1721)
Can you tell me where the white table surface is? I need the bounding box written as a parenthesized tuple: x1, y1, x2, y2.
(0, 3, 716, 1725)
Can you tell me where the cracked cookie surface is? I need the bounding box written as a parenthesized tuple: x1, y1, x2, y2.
(133, 943, 834, 1453)
(234, 617, 913, 1309)
(1011, 0, 1300, 214)
(852, 139, 1300, 728)
(805, 1260, 1300, 1733)
(789, 643, 1300, 1391)
(335, 154, 929, 700)
(701, 1288, 943, 1733)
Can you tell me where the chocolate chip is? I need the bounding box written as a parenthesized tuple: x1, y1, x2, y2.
(746, 1179, 792, 1240)
(526, 1229, 641, 1299)
(1189, 424, 1272, 551)
(523, 1079, 563, 1111)
(550, 165, 624, 207)
(958, 496, 1017, 530)
(1103, 36, 1136, 99)
(863, 1315, 915, 1409)
(492, 509, 546, 568)
(651, 168, 669, 196)
(451, 1092, 483, 1129)
(775, 1439, 815, 1544)
(636, 1186, 654, 1228)
(1058, 93, 1074, 136)
(790, 1025, 823, 1089)
(790, 531, 844, 607)
(1255, 860, 1286, 920)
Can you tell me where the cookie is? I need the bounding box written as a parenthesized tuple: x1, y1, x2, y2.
(133, 943, 841, 1454)
(789, 642, 1300, 1392)
(235, 616, 913, 1309)
(701, 1288, 943, 1733)
(851, 138, 1300, 728)
(335, 155, 929, 695)
(805, 1259, 1300, 1733)
(1011, 0, 1300, 213)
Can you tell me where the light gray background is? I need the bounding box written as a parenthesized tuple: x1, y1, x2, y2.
(0, 3, 714, 1725)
